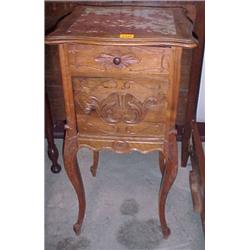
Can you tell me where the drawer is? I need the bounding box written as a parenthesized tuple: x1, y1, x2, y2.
(68, 44, 172, 76)
(72, 76, 170, 138)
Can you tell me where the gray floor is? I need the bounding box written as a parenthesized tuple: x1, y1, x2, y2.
(45, 140, 204, 250)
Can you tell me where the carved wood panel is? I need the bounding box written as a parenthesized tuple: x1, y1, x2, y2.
(72, 77, 169, 138)
(68, 45, 171, 76)
(45, 1, 199, 138)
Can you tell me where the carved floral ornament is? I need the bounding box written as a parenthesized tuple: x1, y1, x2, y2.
(75, 91, 166, 124)
(95, 52, 140, 69)
(73, 78, 167, 125)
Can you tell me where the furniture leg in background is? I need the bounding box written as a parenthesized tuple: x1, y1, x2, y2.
(181, 1, 205, 167)
(45, 91, 62, 173)
(90, 151, 99, 177)
(189, 121, 205, 232)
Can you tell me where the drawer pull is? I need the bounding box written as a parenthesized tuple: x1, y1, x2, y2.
(113, 57, 121, 65)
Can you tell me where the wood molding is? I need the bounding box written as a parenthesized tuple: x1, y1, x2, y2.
(52, 120, 205, 142)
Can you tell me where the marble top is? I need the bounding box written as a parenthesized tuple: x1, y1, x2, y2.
(46, 6, 197, 47)
(66, 7, 177, 38)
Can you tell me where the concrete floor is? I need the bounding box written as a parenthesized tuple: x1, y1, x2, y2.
(45, 139, 204, 250)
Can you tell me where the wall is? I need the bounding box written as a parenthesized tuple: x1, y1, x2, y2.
(196, 57, 205, 122)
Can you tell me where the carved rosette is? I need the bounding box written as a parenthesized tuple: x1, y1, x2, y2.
(112, 140, 130, 153)
(95, 52, 140, 69)
(76, 92, 164, 124)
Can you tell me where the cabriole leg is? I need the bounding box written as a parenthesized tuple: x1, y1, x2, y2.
(63, 133, 86, 235)
(159, 131, 178, 239)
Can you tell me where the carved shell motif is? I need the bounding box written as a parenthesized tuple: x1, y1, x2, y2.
(81, 92, 164, 124)
(95, 52, 140, 69)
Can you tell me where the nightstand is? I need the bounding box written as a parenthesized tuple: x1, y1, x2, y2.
(46, 5, 197, 239)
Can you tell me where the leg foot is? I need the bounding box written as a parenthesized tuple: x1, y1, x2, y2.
(64, 133, 86, 235)
(73, 223, 82, 236)
(161, 226, 171, 239)
(48, 144, 61, 173)
(51, 162, 61, 174)
(90, 151, 99, 177)
(159, 131, 178, 239)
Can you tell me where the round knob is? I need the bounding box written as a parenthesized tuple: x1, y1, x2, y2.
(113, 57, 121, 65)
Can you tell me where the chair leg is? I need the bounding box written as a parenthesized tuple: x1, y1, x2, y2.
(45, 91, 61, 173)
(64, 133, 86, 235)
(181, 123, 191, 167)
(159, 131, 178, 239)
(90, 151, 99, 177)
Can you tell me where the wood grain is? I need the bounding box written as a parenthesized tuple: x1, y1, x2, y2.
(68, 45, 172, 76)
(45, 1, 200, 134)
(73, 76, 169, 139)
(47, 5, 197, 238)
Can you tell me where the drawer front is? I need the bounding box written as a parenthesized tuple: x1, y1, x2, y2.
(72, 76, 170, 138)
(68, 44, 172, 76)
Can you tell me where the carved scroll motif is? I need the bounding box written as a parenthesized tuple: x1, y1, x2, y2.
(75, 92, 165, 124)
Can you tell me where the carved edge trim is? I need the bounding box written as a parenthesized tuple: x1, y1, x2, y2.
(77, 141, 164, 155)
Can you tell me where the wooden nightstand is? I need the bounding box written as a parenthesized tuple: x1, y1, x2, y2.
(46, 5, 197, 239)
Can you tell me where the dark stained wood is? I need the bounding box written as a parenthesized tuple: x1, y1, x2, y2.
(45, 45, 66, 122)
(195, 122, 205, 142)
(189, 120, 205, 233)
(52, 120, 65, 138)
(45, 1, 79, 130)
(46, 5, 196, 238)
(181, 1, 205, 167)
(90, 151, 99, 177)
(176, 122, 205, 142)
(177, 49, 192, 125)
(45, 91, 61, 173)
